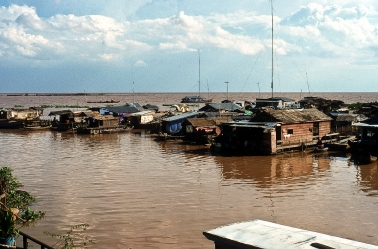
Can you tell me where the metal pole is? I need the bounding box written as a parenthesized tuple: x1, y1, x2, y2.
(271, 0, 274, 96)
(198, 49, 201, 97)
(225, 81, 229, 101)
(271, 0, 274, 107)
(257, 82, 260, 98)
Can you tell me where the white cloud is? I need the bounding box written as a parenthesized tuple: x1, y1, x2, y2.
(134, 60, 148, 67)
(0, 4, 37, 21)
(170, 11, 204, 33)
(1, 2, 378, 92)
(159, 41, 189, 51)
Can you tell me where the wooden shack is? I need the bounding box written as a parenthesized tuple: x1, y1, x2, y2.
(161, 112, 200, 135)
(76, 114, 120, 134)
(251, 109, 332, 152)
(216, 121, 276, 155)
(182, 117, 231, 144)
(216, 109, 332, 155)
(349, 115, 378, 160)
(255, 97, 299, 109)
(327, 112, 366, 134)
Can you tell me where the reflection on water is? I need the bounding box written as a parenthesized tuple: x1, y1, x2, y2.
(1, 130, 378, 248)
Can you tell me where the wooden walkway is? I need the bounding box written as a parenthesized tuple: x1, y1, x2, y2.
(275, 133, 342, 153)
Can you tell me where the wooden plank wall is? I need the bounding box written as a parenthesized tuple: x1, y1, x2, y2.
(280, 121, 331, 146)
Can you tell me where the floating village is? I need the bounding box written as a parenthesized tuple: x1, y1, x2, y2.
(2, 94, 378, 249)
(1, 94, 378, 163)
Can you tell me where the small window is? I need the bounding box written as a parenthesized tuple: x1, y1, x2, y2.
(287, 129, 294, 134)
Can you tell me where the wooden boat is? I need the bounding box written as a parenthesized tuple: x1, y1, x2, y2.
(87, 100, 120, 103)
(0, 119, 24, 129)
(24, 125, 51, 130)
(181, 96, 212, 103)
(0, 108, 43, 129)
(24, 119, 51, 130)
(313, 146, 329, 152)
(325, 142, 349, 151)
(76, 115, 130, 134)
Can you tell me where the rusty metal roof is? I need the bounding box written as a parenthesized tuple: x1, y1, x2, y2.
(185, 117, 232, 127)
(252, 109, 332, 124)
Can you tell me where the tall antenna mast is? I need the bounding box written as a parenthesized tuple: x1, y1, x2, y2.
(305, 66, 311, 96)
(198, 49, 201, 97)
(257, 82, 260, 98)
(271, 0, 274, 103)
(132, 64, 135, 103)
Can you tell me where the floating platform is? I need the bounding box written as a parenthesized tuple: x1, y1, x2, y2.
(203, 220, 378, 249)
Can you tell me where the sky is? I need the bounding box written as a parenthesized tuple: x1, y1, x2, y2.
(1, 0, 378, 93)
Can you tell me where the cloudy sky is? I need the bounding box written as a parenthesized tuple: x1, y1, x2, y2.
(1, 0, 378, 93)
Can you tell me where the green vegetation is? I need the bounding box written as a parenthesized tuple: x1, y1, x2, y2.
(344, 102, 363, 110)
(40, 105, 90, 109)
(0, 209, 19, 238)
(14, 105, 24, 108)
(0, 167, 45, 239)
(45, 224, 95, 249)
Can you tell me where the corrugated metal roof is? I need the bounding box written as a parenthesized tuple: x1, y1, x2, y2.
(199, 103, 243, 112)
(106, 103, 145, 113)
(353, 115, 378, 128)
(222, 121, 277, 129)
(48, 110, 73, 116)
(126, 110, 155, 116)
(162, 112, 200, 122)
(252, 109, 332, 124)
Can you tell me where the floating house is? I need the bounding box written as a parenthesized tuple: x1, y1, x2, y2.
(203, 220, 378, 249)
(215, 121, 277, 154)
(0, 108, 41, 120)
(251, 108, 332, 143)
(298, 96, 344, 112)
(125, 110, 157, 130)
(216, 109, 332, 154)
(76, 114, 120, 134)
(327, 112, 367, 134)
(199, 103, 244, 113)
(0, 108, 43, 129)
(255, 97, 299, 109)
(49, 109, 94, 131)
(356, 102, 378, 118)
(182, 116, 231, 144)
(161, 112, 200, 136)
(349, 115, 378, 160)
(106, 103, 145, 116)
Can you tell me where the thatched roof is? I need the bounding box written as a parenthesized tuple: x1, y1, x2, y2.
(251, 109, 332, 124)
(48, 110, 74, 116)
(335, 114, 367, 122)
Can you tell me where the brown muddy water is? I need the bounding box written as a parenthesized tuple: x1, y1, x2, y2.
(1, 93, 378, 248)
